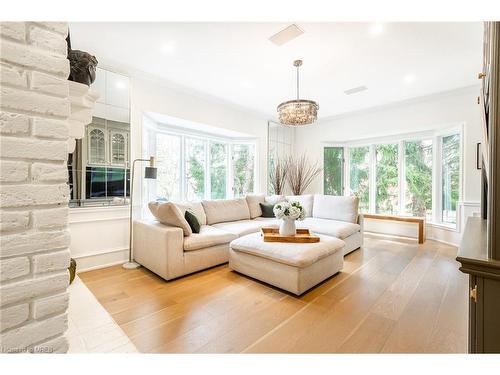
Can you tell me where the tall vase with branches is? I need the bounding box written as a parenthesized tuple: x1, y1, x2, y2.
(269, 156, 289, 195)
(286, 154, 323, 195)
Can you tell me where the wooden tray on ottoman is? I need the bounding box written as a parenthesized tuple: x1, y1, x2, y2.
(261, 227, 320, 243)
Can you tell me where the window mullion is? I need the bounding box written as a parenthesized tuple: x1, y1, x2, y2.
(433, 136, 442, 224)
(344, 147, 349, 196)
(205, 141, 210, 200)
(181, 135, 186, 201)
(369, 144, 376, 213)
(398, 140, 405, 215)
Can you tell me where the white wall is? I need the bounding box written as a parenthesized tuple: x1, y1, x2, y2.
(70, 71, 269, 272)
(295, 86, 483, 245)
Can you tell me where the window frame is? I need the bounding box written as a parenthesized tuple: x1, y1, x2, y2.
(322, 125, 463, 230)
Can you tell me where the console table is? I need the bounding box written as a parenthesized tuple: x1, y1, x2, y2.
(363, 214, 426, 244)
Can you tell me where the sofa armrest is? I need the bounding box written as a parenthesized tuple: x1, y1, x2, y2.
(133, 219, 185, 280)
(358, 214, 364, 233)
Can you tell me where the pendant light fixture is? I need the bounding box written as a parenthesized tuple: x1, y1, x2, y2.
(277, 59, 319, 126)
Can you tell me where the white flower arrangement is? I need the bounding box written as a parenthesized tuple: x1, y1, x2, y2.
(273, 200, 306, 221)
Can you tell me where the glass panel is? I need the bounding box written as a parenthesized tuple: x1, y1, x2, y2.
(85, 167, 106, 198)
(111, 133, 126, 165)
(349, 146, 370, 212)
(442, 134, 460, 224)
(405, 140, 433, 219)
(323, 147, 343, 195)
(106, 168, 126, 197)
(156, 133, 181, 201)
(186, 138, 206, 200)
(376, 143, 399, 214)
(210, 142, 227, 199)
(89, 128, 106, 164)
(232, 144, 255, 197)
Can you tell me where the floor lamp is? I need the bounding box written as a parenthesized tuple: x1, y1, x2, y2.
(123, 156, 157, 269)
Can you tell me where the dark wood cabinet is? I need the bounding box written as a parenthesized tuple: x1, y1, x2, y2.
(457, 21, 500, 354)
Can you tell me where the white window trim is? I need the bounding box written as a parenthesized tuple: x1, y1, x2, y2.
(322, 124, 464, 230)
(147, 123, 259, 201)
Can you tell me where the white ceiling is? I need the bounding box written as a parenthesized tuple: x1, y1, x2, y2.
(70, 22, 483, 119)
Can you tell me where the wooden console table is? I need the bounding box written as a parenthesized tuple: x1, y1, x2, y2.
(363, 214, 426, 244)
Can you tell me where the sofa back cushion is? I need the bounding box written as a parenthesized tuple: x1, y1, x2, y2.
(202, 198, 251, 225)
(265, 195, 286, 205)
(286, 194, 314, 217)
(148, 201, 192, 236)
(312, 194, 359, 223)
(246, 194, 266, 218)
(175, 201, 207, 225)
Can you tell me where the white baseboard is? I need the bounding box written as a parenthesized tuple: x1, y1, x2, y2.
(74, 248, 128, 273)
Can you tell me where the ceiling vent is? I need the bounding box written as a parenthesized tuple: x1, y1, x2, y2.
(269, 24, 304, 46)
(344, 86, 368, 95)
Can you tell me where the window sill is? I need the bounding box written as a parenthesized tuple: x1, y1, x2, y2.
(426, 221, 459, 232)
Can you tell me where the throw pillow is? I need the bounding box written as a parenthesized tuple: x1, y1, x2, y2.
(185, 209, 201, 234)
(260, 202, 276, 218)
(148, 201, 192, 236)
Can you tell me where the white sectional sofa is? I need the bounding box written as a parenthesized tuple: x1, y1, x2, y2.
(133, 194, 363, 281)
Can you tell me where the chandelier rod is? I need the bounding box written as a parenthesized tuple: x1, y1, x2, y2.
(296, 63, 299, 100)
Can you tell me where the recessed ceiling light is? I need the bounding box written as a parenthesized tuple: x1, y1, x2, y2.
(368, 23, 384, 37)
(403, 74, 416, 84)
(161, 43, 176, 55)
(240, 80, 255, 89)
(116, 81, 126, 89)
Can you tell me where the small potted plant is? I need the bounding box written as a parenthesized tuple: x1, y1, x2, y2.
(273, 201, 306, 236)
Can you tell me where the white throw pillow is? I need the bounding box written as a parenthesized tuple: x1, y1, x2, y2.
(312, 194, 359, 223)
(265, 195, 286, 205)
(286, 194, 314, 217)
(148, 201, 192, 236)
(202, 198, 251, 225)
(175, 201, 207, 225)
(246, 194, 266, 219)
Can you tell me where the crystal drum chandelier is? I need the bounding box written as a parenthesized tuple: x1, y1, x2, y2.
(277, 59, 319, 126)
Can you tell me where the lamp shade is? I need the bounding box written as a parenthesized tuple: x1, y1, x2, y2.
(144, 166, 157, 179)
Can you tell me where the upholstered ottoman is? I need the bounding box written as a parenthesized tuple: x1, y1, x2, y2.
(229, 232, 345, 295)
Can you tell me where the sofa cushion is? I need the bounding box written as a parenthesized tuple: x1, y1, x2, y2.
(148, 201, 192, 236)
(175, 201, 207, 225)
(230, 232, 345, 268)
(202, 198, 251, 225)
(253, 217, 280, 226)
(297, 217, 360, 240)
(265, 195, 286, 205)
(286, 194, 314, 217)
(312, 194, 359, 223)
(246, 194, 266, 219)
(212, 219, 267, 237)
(259, 202, 275, 218)
(185, 210, 201, 233)
(183, 225, 237, 251)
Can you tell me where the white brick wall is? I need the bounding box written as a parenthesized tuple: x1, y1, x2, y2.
(0, 21, 72, 354)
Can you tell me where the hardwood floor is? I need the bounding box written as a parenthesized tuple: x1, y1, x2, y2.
(78, 235, 468, 353)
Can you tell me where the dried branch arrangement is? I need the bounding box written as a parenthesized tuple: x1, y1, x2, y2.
(286, 154, 323, 195)
(269, 157, 289, 195)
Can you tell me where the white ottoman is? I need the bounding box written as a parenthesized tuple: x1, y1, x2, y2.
(229, 232, 345, 295)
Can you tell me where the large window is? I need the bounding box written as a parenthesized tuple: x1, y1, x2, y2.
(210, 142, 227, 199)
(156, 133, 181, 201)
(323, 128, 461, 228)
(185, 138, 206, 201)
(405, 140, 433, 219)
(349, 146, 370, 213)
(375, 143, 399, 214)
(442, 134, 460, 224)
(232, 144, 255, 197)
(145, 123, 257, 202)
(323, 147, 344, 195)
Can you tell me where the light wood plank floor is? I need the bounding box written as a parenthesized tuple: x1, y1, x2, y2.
(79, 235, 468, 353)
